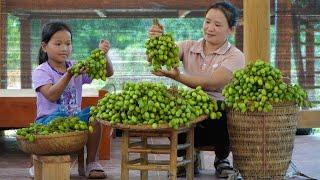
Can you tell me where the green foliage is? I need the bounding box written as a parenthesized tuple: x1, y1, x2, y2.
(6, 15, 20, 70)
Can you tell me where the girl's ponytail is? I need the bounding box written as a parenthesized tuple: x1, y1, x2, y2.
(38, 47, 48, 65)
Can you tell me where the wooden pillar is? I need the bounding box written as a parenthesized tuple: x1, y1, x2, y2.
(291, 4, 305, 87)
(20, 16, 32, 88)
(305, 21, 315, 88)
(98, 89, 111, 160)
(0, 0, 7, 88)
(243, 0, 270, 63)
(275, 0, 292, 83)
(235, 21, 243, 52)
(232, 0, 243, 52)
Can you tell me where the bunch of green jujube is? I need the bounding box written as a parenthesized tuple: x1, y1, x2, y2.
(70, 48, 107, 81)
(222, 60, 312, 113)
(90, 82, 221, 129)
(16, 117, 93, 142)
(145, 19, 180, 71)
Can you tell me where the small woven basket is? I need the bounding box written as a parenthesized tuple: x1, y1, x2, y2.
(227, 102, 299, 179)
(16, 131, 88, 155)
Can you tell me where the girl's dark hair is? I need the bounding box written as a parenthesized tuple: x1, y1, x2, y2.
(205, 2, 239, 28)
(38, 21, 72, 65)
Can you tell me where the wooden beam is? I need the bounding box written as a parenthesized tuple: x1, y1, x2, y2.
(0, 0, 7, 88)
(16, 10, 183, 19)
(6, 0, 216, 11)
(243, 0, 270, 63)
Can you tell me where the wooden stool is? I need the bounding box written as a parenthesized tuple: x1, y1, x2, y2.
(31, 147, 86, 179)
(33, 154, 71, 180)
(120, 126, 195, 180)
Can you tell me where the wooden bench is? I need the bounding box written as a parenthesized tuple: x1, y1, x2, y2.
(0, 89, 111, 160)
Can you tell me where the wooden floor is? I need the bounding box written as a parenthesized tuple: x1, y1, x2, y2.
(0, 131, 319, 180)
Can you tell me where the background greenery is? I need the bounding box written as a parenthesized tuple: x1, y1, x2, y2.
(5, 15, 319, 95)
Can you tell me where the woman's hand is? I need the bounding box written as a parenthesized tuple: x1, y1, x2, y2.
(149, 24, 164, 38)
(99, 39, 110, 54)
(152, 67, 180, 80)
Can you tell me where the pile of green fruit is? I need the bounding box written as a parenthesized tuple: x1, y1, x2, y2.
(90, 82, 221, 129)
(145, 19, 180, 71)
(70, 48, 107, 81)
(222, 60, 312, 113)
(17, 117, 93, 142)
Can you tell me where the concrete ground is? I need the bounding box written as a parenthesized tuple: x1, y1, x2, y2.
(0, 130, 319, 180)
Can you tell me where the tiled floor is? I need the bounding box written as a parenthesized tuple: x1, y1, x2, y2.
(0, 131, 319, 180)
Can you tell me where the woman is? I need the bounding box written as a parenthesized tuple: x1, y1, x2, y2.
(148, 2, 244, 178)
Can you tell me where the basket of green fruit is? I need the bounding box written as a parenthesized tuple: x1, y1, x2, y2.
(16, 117, 91, 155)
(90, 82, 222, 130)
(222, 60, 312, 179)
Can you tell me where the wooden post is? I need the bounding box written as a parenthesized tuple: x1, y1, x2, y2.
(185, 127, 194, 180)
(98, 89, 111, 160)
(140, 136, 148, 179)
(276, 0, 292, 83)
(121, 130, 129, 180)
(243, 0, 270, 63)
(305, 21, 315, 87)
(0, 0, 7, 88)
(20, 15, 32, 88)
(169, 130, 177, 180)
(235, 20, 243, 52)
(77, 147, 86, 176)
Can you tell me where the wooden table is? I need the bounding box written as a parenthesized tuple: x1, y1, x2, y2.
(107, 115, 207, 180)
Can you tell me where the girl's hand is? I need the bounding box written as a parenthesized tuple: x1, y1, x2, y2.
(79, 66, 88, 74)
(152, 66, 180, 80)
(149, 24, 164, 38)
(67, 66, 88, 77)
(99, 39, 110, 54)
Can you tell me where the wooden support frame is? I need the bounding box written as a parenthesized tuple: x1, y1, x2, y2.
(5, 0, 241, 11)
(0, 0, 7, 88)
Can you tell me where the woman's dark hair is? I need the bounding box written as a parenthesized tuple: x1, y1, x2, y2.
(38, 21, 72, 65)
(205, 2, 239, 28)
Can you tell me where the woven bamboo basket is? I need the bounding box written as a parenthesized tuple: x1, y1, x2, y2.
(16, 131, 88, 155)
(227, 102, 299, 179)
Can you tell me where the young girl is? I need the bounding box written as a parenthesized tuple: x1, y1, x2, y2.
(30, 21, 113, 179)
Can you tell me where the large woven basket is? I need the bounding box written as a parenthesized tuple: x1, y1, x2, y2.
(227, 103, 299, 179)
(99, 115, 208, 131)
(16, 131, 88, 155)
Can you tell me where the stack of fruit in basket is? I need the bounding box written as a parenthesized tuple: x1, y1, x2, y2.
(222, 60, 312, 113)
(70, 48, 107, 81)
(16, 117, 93, 142)
(145, 19, 180, 71)
(90, 82, 222, 129)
